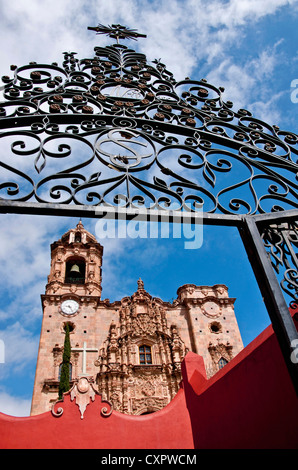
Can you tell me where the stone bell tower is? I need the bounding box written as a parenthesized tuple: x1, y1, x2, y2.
(30, 221, 103, 415)
(46, 220, 103, 298)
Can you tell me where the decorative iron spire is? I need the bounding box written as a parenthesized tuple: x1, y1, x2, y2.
(87, 23, 147, 44)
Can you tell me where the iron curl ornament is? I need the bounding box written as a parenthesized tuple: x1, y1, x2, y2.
(0, 23, 298, 392)
(261, 220, 298, 302)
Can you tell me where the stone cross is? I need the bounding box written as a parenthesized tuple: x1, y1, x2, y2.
(72, 342, 98, 376)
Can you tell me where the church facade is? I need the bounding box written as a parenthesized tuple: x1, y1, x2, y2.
(30, 222, 243, 416)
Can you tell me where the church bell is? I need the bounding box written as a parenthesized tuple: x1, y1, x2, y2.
(69, 263, 81, 276)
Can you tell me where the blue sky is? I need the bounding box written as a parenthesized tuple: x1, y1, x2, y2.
(0, 0, 297, 416)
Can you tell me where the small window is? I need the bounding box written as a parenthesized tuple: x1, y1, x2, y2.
(218, 357, 228, 369)
(63, 322, 74, 333)
(139, 345, 152, 365)
(210, 321, 222, 334)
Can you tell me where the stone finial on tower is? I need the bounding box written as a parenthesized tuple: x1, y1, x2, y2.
(76, 220, 84, 230)
(137, 278, 144, 290)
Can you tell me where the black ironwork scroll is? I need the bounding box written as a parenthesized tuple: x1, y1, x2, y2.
(0, 34, 297, 216)
(262, 220, 298, 302)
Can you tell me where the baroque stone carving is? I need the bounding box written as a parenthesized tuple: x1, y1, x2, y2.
(70, 377, 96, 419)
(95, 280, 187, 415)
(207, 340, 233, 376)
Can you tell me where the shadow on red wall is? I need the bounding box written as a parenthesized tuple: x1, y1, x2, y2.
(181, 306, 298, 449)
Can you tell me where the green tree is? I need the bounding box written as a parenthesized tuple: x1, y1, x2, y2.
(58, 323, 71, 399)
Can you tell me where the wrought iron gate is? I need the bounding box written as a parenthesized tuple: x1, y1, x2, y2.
(0, 24, 297, 392)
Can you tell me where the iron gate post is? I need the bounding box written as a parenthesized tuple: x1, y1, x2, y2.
(239, 215, 298, 395)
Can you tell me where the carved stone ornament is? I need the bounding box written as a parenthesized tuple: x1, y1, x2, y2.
(73, 378, 95, 419)
(208, 341, 233, 363)
(141, 380, 155, 396)
(51, 377, 113, 419)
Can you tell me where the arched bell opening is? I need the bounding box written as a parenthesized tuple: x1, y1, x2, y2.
(74, 231, 82, 243)
(65, 257, 86, 284)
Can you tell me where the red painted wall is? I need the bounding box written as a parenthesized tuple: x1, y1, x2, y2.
(0, 309, 297, 449)
(183, 328, 298, 449)
(0, 385, 194, 449)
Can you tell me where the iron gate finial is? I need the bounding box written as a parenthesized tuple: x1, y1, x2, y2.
(87, 23, 147, 44)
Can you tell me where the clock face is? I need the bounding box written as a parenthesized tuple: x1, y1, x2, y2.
(202, 301, 220, 317)
(61, 299, 79, 315)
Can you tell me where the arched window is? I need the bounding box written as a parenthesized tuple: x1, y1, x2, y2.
(139, 345, 152, 365)
(218, 357, 228, 369)
(58, 362, 72, 381)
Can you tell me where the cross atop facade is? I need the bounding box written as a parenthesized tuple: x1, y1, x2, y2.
(72, 341, 98, 376)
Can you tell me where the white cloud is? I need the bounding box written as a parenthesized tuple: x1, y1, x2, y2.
(0, 390, 31, 416)
(205, 40, 285, 124)
(0, 214, 76, 349)
(0, 321, 38, 374)
(0, 4, 295, 134)
(0, 215, 59, 287)
(249, 92, 285, 125)
(200, 0, 293, 27)
(0, 0, 295, 80)
(0, 0, 295, 127)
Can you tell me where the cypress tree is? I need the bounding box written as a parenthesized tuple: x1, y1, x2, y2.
(58, 323, 71, 399)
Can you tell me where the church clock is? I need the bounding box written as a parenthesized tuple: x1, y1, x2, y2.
(60, 299, 79, 315)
